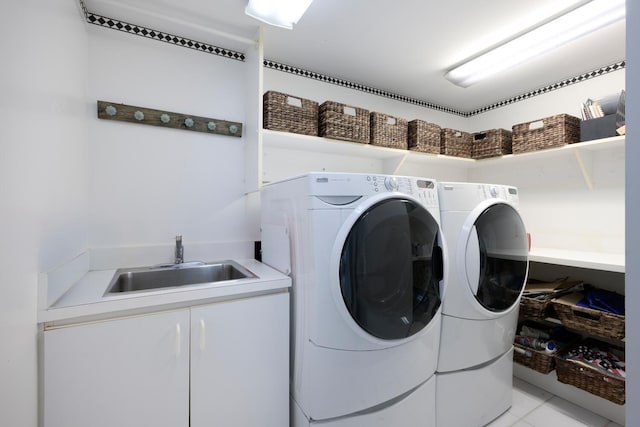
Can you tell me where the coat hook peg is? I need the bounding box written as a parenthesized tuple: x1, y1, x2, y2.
(184, 118, 194, 128)
(105, 105, 117, 116)
(134, 111, 145, 121)
(160, 113, 171, 123)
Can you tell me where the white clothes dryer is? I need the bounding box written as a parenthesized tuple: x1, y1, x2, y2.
(436, 182, 528, 427)
(261, 172, 445, 426)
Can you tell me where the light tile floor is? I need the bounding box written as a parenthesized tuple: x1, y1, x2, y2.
(487, 378, 623, 427)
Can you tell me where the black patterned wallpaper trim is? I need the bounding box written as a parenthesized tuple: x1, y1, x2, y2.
(264, 60, 626, 117)
(469, 61, 627, 116)
(262, 60, 466, 116)
(78, 0, 624, 117)
(81, 2, 244, 61)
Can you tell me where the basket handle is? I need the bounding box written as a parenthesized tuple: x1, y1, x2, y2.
(474, 133, 487, 140)
(572, 309, 601, 321)
(386, 116, 397, 125)
(343, 106, 357, 116)
(529, 120, 544, 130)
(286, 96, 303, 108)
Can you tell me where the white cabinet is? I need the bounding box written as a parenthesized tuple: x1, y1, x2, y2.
(43, 292, 289, 427)
(43, 309, 191, 427)
(190, 293, 289, 427)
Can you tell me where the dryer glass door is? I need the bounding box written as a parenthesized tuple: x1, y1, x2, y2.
(468, 203, 528, 312)
(339, 198, 443, 340)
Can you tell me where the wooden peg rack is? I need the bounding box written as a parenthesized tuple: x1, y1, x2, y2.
(97, 100, 243, 138)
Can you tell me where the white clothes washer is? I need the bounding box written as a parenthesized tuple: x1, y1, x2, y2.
(261, 172, 445, 426)
(435, 182, 529, 427)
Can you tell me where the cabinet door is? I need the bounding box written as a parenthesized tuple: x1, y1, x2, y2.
(43, 309, 190, 427)
(190, 292, 289, 427)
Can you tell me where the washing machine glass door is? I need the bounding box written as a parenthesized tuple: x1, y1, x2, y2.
(466, 203, 528, 312)
(339, 197, 443, 340)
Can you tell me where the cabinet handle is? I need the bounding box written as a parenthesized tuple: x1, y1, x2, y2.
(199, 319, 206, 351)
(175, 323, 182, 358)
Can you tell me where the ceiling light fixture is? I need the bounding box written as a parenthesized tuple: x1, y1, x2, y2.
(245, 0, 313, 30)
(444, 0, 625, 88)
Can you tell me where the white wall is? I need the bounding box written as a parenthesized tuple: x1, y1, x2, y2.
(625, 0, 638, 422)
(87, 25, 257, 257)
(0, 1, 90, 426)
(469, 71, 625, 254)
(465, 70, 625, 131)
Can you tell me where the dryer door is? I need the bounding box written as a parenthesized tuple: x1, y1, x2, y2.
(339, 197, 443, 340)
(465, 203, 528, 312)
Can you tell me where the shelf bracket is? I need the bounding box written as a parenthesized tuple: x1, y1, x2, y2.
(573, 148, 594, 191)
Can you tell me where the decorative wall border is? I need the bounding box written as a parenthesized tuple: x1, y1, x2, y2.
(262, 60, 466, 116)
(470, 61, 626, 116)
(264, 60, 626, 117)
(80, 0, 244, 61)
(78, 0, 625, 117)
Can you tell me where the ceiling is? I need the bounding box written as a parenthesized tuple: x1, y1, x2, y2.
(84, 0, 626, 113)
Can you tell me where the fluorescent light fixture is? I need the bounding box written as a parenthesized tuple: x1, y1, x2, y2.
(245, 0, 313, 30)
(445, 0, 625, 87)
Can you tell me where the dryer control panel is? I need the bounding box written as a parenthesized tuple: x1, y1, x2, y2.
(479, 184, 519, 206)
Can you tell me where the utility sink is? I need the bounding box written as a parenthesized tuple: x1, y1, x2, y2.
(104, 260, 256, 295)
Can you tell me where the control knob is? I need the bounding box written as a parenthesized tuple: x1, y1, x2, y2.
(384, 177, 399, 191)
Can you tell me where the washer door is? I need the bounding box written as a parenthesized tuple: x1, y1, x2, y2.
(464, 203, 528, 312)
(339, 197, 443, 340)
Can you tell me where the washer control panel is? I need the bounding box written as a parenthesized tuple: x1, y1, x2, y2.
(364, 174, 439, 207)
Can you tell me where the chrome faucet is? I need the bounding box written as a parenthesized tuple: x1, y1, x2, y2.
(175, 235, 184, 264)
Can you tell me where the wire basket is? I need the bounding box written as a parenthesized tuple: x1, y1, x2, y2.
(319, 101, 370, 144)
(263, 91, 318, 136)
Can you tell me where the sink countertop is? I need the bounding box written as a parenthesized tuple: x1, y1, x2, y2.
(39, 259, 291, 327)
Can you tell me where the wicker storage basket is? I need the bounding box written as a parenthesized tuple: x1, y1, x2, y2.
(441, 128, 472, 158)
(519, 278, 582, 320)
(555, 339, 625, 405)
(408, 120, 441, 154)
(263, 91, 318, 136)
(370, 112, 408, 149)
(551, 292, 625, 340)
(514, 343, 557, 374)
(512, 114, 581, 154)
(472, 129, 512, 159)
(513, 321, 579, 374)
(319, 101, 370, 144)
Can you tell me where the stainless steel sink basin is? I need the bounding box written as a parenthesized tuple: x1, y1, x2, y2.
(104, 260, 255, 295)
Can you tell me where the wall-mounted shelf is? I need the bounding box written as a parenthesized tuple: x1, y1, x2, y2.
(472, 135, 624, 166)
(529, 247, 625, 273)
(261, 129, 624, 189)
(262, 129, 473, 166)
